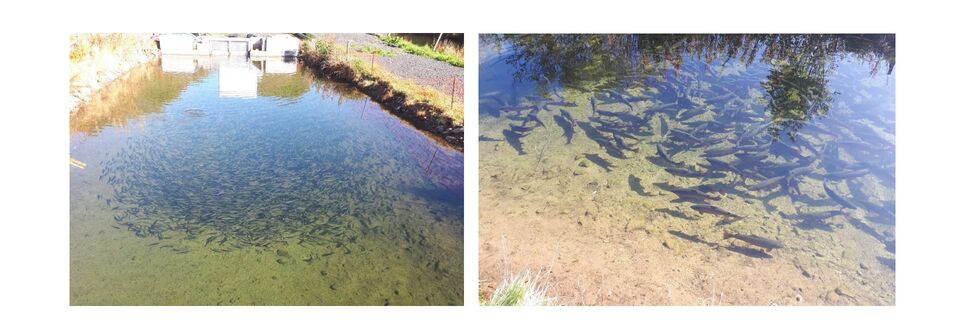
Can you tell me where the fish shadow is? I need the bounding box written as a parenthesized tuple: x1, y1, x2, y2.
(668, 230, 717, 247)
(725, 244, 773, 259)
(658, 208, 698, 221)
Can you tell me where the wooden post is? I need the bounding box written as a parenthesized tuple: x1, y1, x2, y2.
(346, 40, 351, 60)
(433, 33, 444, 51)
(450, 76, 457, 110)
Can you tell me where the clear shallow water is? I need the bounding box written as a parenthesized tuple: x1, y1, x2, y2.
(70, 56, 463, 305)
(479, 34, 894, 305)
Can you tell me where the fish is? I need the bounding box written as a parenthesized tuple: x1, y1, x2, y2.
(780, 210, 842, 221)
(677, 108, 707, 121)
(204, 235, 218, 247)
(584, 153, 614, 172)
(723, 232, 784, 250)
(553, 114, 575, 145)
(823, 182, 857, 209)
(669, 187, 721, 203)
(658, 115, 669, 138)
(560, 109, 575, 125)
(670, 129, 702, 145)
(665, 167, 725, 179)
(509, 123, 535, 134)
(749, 175, 787, 191)
(628, 175, 648, 196)
(614, 133, 639, 152)
(786, 160, 820, 181)
(502, 129, 527, 155)
(690, 204, 743, 219)
(825, 168, 870, 180)
(702, 158, 746, 177)
(606, 89, 636, 110)
(703, 146, 737, 158)
(876, 257, 895, 271)
(655, 144, 683, 167)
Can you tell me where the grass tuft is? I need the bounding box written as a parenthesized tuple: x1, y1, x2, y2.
(483, 270, 555, 306)
(357, 46, 396, 57)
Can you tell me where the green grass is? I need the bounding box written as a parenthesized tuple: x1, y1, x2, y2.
(376, 35, 464, 68)
(301, 38, 464, 125)
(357, 46, 396, 57)
(482, 271, 555, 306)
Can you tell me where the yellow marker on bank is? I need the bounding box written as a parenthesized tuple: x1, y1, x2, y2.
(70, 157, 87, 169)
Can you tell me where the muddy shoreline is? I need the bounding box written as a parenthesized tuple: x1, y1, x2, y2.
(299, 52, 464, 151)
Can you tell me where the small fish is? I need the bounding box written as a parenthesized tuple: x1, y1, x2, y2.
(665, 167, 725, 179)
(204, 235, 218, 247)
(658, 115, 669, 138)
(825, 168, 870, 180)
(656, 144, 683, 167)
(560, 109, 575, 125)
(703, 146, 737, 158)
(702, 158, 745, 176)
(606, 89, 636, 110)
(823, 182, 857, 209)
(749, 175, 787, 191)
(723, 232, 785, 250)
(691, 204, 743, 219)
(583, 153, 614, 172)
(669, 187, 720, 203)
(780, 210, 842, 221)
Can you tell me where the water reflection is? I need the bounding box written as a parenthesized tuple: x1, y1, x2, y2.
(481, 34, 894, 141)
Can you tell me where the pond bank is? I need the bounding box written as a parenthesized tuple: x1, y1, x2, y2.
(69, 34, 159, 112)
(299, 35, 464, 150)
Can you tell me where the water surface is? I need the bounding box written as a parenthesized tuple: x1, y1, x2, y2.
(479, 34, 894, 305)
(70, 55, 463, 305)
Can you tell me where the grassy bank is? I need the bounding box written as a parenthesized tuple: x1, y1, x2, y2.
(376, 35, 464, 68)
(70, 33, 159, 112)
(299, 38, 464, 149)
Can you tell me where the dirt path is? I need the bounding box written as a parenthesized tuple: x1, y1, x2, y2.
(327, 34, 464, 105)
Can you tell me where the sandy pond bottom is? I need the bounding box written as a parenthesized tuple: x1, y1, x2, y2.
(479, 125, 894, 306)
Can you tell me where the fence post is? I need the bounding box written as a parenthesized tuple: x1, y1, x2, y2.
(450, 76, 457, 110)
(346, 40, 351, 60)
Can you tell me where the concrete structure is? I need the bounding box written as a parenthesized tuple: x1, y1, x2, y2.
(158, 34, 299, 57)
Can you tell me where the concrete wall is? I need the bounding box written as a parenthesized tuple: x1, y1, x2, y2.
(160, 34, 298, 57)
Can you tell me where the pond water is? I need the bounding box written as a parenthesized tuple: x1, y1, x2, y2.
(479, 34, 894, 305)
(70, 55, 463, 305)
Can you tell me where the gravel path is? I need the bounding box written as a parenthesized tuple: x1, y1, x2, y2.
(327, 34, 464, 103)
